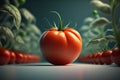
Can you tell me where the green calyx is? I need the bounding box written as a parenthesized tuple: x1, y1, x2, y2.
(51, 11, 63, 31)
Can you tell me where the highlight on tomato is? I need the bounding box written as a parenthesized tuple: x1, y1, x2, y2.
(0, 48, 10, 65)
(111, 47, 120, 66)
(40, 11, 82, 65)
(8, 50, 16, 64)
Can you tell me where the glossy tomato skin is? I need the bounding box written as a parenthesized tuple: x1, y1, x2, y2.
(101, 50, 112, 65)
(8, 50, 16, 64)
(96, 52, 104, 65)
(92, 53, 98, 64)
(15, 52, 24, 64)
(40, 28, 82, 65)
(111, 48, 120, 66)
(94, 52, 102, 64)
(87, 54, 93, 64)
(0, 48, 10, 65)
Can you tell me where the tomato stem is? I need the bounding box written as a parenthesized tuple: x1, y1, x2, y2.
(51, 11, 63, 31)
(111, 1, 120, 48)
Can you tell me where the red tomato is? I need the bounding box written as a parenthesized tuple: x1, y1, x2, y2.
(95, 52, 103, 65)
(85, 55, 91, 63)
(40, 28, 82, 65)
(87, 54, 93, 64)
(8, 50, 16, 64)
(90, 54, 94, 64)
(111, 48, 120, 66)
(15, 52, 24, 64)
(23, 54, 28, 63)
(27, 55, 33, 63)
(0, 48, 10, 65)
(92, 53, 98, 64)
(79, 55, 86, 63)
(101, 50, 112, 65)
(33, 55, 40, 62)
(82, 55, 88, 63)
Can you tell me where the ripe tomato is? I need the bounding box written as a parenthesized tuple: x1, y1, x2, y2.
(93, 52, 101, 64)
(33, 55, 40, 62)
(8, 50, 16, 64)
(0, 48, 10, 65)
(15, 52, 24, 64)
(87, 54, 93, 64)
(92, 53, 98, 64)
(23, 54, 28, 63)
(40, 27, 82, 65)
(95, 52, 103, 65)
(111, 48, 120, 66)
(101, 50, 112, 65)
(27, 55, 33, 63)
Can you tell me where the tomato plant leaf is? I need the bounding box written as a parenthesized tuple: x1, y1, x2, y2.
(87, 38, 107, 47)
(84, 17, 95, 23)
(105, 35, 115, 41)
(91, 0, 111, 14)
(81, 25, 90, 31)
(0, 27, 14, 39)
(20, 8, 36, 23)
(15, 36, 24, 44)
(0, 4, 21, 30)
(90, 17, 110, 28)
(29, 24, 41, 35)
(18, 29, 26, 37)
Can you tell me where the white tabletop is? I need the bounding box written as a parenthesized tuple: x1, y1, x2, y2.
(0, 63, 120, 80)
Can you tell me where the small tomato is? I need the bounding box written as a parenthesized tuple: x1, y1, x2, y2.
(8, 50, 16, 64)
(0, 48, 10, 65)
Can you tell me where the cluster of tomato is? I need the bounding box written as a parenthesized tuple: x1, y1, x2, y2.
(79, 47, 120, 66)
(0, 48, 41, 65)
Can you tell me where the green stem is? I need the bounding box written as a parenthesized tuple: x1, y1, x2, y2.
(51, 11, 63, 31)
(111, 1, 120, 48)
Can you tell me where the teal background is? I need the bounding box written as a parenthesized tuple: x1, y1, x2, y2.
(21, 0, 95, 32)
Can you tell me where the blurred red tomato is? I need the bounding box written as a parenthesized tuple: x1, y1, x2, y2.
(15, 52, 24, 64)
(94, 52, 103, 64)
(111, 48, 120, 66)
(101, 50, 112, 65)
(8, 50, 16, 64)
(23, 54, 28, 63)
(92, 53, 98, 64)
(0, 48, 10, 65)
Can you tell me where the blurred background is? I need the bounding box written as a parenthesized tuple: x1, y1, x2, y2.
(0, 0, 120, 62)
(21, 0, 95, 32)
(20, 0, 120, 61)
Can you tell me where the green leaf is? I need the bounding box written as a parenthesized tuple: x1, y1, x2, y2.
(29, 24, 41, 35)
(15, 36, 24, 44)
(0, 27, 14, 39)
(84, 17, 95, 23)
(10, 0, 20, 7)
(105, 35, 115, 41)
(81, 25, 90, 31)
(90, 17, 110, 28)
(1, 4, 21, 30)
(91, 0, 111, 15)
(87, 38, 107, 46)
(20, 8, 36, 23)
